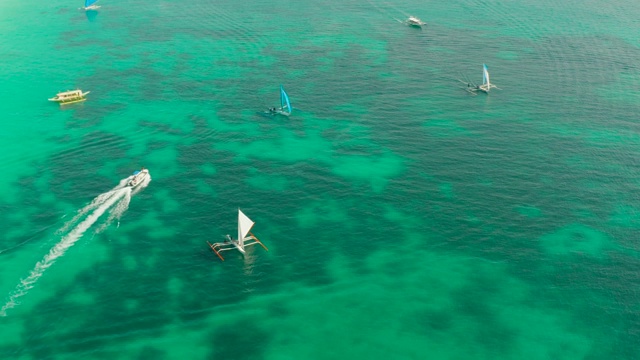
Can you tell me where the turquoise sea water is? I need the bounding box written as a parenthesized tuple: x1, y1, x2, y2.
(1, 0, 640, 358)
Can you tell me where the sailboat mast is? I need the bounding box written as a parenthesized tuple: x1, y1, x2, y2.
(237, 209, 244, 250)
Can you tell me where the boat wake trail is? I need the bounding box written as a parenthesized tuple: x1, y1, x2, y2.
(95, 189, 131, 234)
(57, 179, 129, 235)
(0, 179, 140, 317)
(364, 0, 406, 23)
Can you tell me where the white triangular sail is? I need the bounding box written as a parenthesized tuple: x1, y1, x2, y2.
(207, 209, 267, 261)
(237, 209, 255, 250)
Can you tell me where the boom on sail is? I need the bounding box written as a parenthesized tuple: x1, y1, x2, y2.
(207, 209, 268, 261)
(82, 0, 101, 10)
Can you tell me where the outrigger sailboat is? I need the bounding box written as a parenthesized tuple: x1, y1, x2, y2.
(458, 64, 499, 95)
(48, 89, 90, 105)
(82, 0, 101, 10)
(265, 85, 292, 117)
(207, 209, 268, 261)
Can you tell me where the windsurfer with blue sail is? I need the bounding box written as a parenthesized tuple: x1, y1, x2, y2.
(264, 85, 292, 117)
(82, 0, 101, 10)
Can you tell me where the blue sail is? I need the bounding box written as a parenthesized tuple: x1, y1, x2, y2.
(85, 0, 99, 7)
(482, 64, 489, 86)
(280, 85, 291, 113)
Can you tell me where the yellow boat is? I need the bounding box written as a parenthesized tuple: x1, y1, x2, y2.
(48, 89, 90, 105)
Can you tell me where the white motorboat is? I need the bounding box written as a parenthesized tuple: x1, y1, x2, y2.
(406, 16, 426, 27)
(127, 168, 149, 188)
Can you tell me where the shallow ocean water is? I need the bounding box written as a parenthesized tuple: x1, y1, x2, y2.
(1, 0, 639, 358)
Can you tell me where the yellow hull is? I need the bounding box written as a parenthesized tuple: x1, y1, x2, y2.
(57, 98, 87, 105)
(48, 97, 87, 105)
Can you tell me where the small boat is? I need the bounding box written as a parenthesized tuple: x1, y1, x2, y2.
(406, 16, 426, 27)
(207, 209, 268, 261)
(48, 90, 90, 105)
(477, 64, 497, 93)
(264, 85, 292, 117)
(127, 168, 149, 188)
(82, 0, 101, 10)
(457, 64, 499, 95)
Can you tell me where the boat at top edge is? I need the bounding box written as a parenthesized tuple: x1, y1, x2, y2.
(82, 0, 101, 10)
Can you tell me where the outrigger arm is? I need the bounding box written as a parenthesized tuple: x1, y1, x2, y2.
(207, 233, 268, 261)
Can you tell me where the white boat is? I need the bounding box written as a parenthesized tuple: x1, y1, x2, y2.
(48, 89, 90, 105)
(207, 209, 269, 261)
(82, 0, 101, 10)
(406, 16, 426, 27)
(127, 168, 149, 188)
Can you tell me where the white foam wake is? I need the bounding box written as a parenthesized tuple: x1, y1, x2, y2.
(0, 184, 134, 317)
(95, 189, 131, 234)
(56, 179, 129, 235)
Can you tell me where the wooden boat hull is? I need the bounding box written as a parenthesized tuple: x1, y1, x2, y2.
(49, 98, 87, 105)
